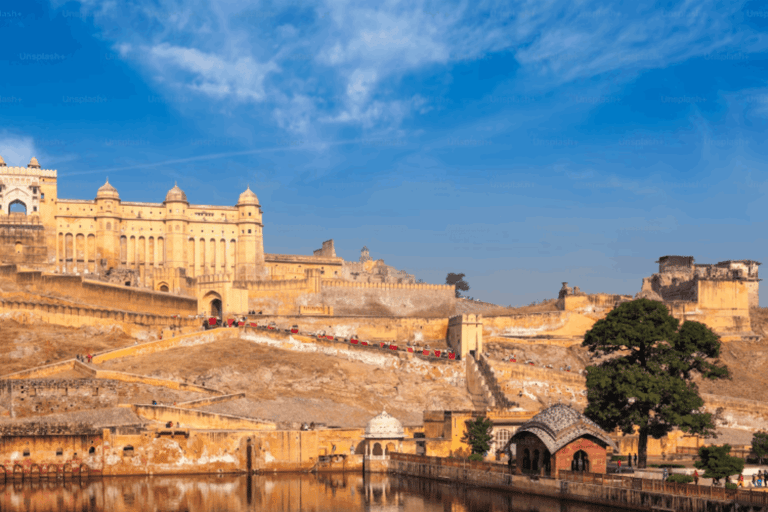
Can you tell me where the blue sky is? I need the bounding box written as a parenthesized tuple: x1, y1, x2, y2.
(2, 0, 768, 306)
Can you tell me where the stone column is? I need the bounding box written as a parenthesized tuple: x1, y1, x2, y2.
(72, 234, 77, 274)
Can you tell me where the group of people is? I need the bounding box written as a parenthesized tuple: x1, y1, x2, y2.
(616, 453, 639, 470)
(247, 310, 262, 315)
(76, 353, 93, 363)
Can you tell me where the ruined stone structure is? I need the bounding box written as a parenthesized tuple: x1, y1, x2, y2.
(341, 246, 416, 284)
(0, 156, 452, 318)
(638, 255, 760, 336)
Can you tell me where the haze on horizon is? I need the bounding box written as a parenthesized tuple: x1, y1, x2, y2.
(2, 1, 768, 306)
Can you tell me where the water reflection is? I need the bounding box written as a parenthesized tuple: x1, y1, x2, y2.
(0, 473, 627, 512)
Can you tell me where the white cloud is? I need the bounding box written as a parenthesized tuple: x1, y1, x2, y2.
(0, 132, 38, 167)
(65, 0, 761, 134)
(147, 43, 278, 102)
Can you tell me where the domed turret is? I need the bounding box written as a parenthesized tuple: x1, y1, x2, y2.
(165, 183, 188, 203)
(96, 178, 120, 200)
(236, 185, 259, 206)
(0, 155, 6, 167)
(364, 410, 404, 439)
(28, 157, 40, 169)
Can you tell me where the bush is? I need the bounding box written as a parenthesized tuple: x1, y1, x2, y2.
(666, 474, 694, 484)
(725, 482, 738, 490)
(468, 453, 484, 462)
(611, 455, 626, 461)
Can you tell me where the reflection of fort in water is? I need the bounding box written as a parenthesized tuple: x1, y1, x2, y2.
(0, 474, 631, 512)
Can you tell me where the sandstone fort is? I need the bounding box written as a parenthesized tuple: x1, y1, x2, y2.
(0, 155, 765, 506)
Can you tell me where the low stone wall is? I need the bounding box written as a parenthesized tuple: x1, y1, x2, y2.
(91, 328, 229, 364)
(5, 265, 198, 317)
(249, 314, 449, 343)
(0, 298, 196, 335)
(130, 405, 276, 431)
(177, 393, 246, 409)
(389, 454, 766, 512)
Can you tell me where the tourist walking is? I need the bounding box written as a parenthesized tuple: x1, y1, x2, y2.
(694, 470, 699, 485)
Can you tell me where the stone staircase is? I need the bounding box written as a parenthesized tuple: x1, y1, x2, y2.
(475, 353, 517, 410)
(465, 354, 495, 410)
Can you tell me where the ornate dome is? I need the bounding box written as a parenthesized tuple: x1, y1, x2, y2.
(165, 183, 188, 203)
(237, 185, 259, 206)
(96, 178, 120, 200)
(509, 404, 617, 454)
(28, 157, 40, 169)
(364, 410, 404, 439)
(0, 155, 5, 167)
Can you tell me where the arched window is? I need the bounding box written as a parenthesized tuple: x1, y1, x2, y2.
(14, 242, 22, 254)
(123, 446, 134, 456)
(9, 200, 26, 215)
(523, 448, 531, 470)
(372, 443, 383, 456)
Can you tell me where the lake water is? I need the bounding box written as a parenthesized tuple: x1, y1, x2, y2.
(0, 473, 628, 511)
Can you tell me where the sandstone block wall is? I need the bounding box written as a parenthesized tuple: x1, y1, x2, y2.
(0, 378, 207, 418)
(0, 265, 197, 316)
(252, 314, 450, 343)
(318, 281, 455, 316)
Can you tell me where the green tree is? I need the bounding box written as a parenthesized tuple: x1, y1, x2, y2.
(694, 445, 744, 483)
(752, 431, 768, 464)
(446, 273, 470, 298)
(461, 416, 493, 457)
(582, 299, 729, 469)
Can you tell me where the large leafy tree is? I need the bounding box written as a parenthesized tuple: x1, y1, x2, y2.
(752, 431, 768, 464)
(582, 299, 728, 468)
(446, 273, 470, 298)
(461, 416, 493, 459)
(694, 445, 744, 482)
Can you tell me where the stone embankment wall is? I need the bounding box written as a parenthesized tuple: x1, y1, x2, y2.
(319, 280, 455, 316)
(0, 299, 195, 336)
(389, 454, 766, 512)
(482, 311, 603, 345)
(243, 272, 455, 317)
(251, 315, 450, 344)
(0, 264, 197, 316)
(0, 376, 212, 419)
(487, 358, 588, 406)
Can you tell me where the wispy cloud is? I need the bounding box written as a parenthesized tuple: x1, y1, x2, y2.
(64, 0, 760, 135)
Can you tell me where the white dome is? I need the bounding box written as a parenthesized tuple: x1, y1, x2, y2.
(364, 410, 404, 439)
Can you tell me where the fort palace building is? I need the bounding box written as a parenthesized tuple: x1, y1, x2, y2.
(0, 156, 454, 317)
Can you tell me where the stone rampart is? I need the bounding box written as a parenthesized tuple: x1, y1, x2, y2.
(0, 375, 211, 419)
(176, 393, 245, 409)
(0, 298, 195, 335)
(91, 328, 229, 364)
(130, 405, 276, 431)
(390, 454, 765, 512)
(250, 314, 449, 343)
(319, 281, 455, 316)
(482, 311, 601, 345)
(0, 265, 197, 316)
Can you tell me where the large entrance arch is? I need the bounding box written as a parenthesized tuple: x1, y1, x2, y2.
(202, 291, 223, 318)
(211, 299, 222, 317)
(8, 200, 26, 215)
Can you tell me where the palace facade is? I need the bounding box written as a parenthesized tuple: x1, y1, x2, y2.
(0, 156, 454, 317)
